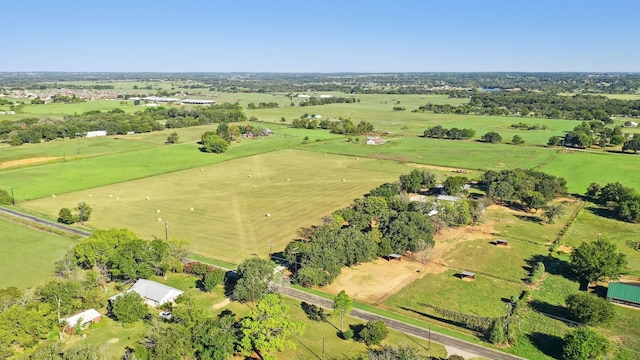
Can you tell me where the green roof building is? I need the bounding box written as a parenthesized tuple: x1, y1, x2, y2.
(606, 282, 640, 308)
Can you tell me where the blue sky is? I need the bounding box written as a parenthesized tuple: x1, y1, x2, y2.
(3, 0, 639, 72)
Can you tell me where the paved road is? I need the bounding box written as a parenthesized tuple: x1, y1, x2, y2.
(1, 206, 526, 360)
(280, 286, 526, 360)
(0, 207, 92, 237)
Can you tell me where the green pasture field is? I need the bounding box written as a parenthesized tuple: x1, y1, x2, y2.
(0, 137, 156, 167)
(0, 216, 76, 289)
(539, 150, 640, 193)
(221, 296, 448, 360)
(21, 150, 409, 263)
(0, 126, 344, 201)
(18, 100, 139, 116)
(301, 136, 558, 170)
(385, 268, 525, 318)
(562, 206, 640, 272)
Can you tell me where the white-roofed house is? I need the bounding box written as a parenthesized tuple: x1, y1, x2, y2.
(61, 309, 102, 332)
(109, 279, 184, 307)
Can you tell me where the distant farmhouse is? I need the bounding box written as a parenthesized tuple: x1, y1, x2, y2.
(109, 279, 183, 308)
(366, 136, 386, 145)
(77, 130, 107, 138)
(181, 99, 216, 105)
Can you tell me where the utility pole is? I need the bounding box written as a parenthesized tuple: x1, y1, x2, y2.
(164, 220, 168, 241)
(10, 186, 15, 205)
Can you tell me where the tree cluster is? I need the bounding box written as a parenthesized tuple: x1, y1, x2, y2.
(299, 96, 356, 106)
(423, 125, 476, 140)
(285, 183, 434, 287)
(247, 102, 279, 109)
(565, 292, 615, 326)
(73, 229, 188, 282)
(417, 92, 640, 120)
(588, 182, 640, 222)
(57, 202, 93, 225)
(481, 169, 567, 211)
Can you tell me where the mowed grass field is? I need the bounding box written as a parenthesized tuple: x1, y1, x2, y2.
(21, 150, 409, 263)
(539, 150, 640, 193)
(0, 217, 76, 289)
(301, 136, 558, 170)
(0, 125, 343, 201)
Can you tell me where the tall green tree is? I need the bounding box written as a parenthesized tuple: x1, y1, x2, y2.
(110, 292, 148, 324)
(332, 290, 352, 332)
(571, 239, 627, 284)
(443, 176, 467, 196)
(234, 257, 274, 303)
(565, 292, 615, 325)
(75, 202, 92, 225)
(563, 327, 609, 360)
(201, 133, 228, 153)
(360, 320, 389, 346)
(239, 294, 305, 360)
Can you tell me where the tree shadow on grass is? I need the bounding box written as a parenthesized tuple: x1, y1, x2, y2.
(585, 205, 619, 221)
(515, 214, 543, 224)
(399, 306, 470, 330)
(525, 254, 576, 280)
(528, 332, 564, 359)
(529, 299, 571, 319)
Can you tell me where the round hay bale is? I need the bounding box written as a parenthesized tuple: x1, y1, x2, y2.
(157, 218, 162, 222)
(87, 194, 92, 198)
(253, 185, 257, 188)
(156, 209, 161, 213)
(356, 157, 359, 160)
(286, 178, 291, 181)
(247, 174, 252, 178)
(200, 168, 204, 171)
(342, 179, 346, 182)
(145, 196, 150, 200)
(116, 197, 120, 200)
(189, 207, 194, 212)
(265, 213, 271, 218)
(108, 194, 113, 198)
(51, 194, 56, 198)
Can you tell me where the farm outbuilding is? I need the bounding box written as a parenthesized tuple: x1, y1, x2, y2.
(461, 271, 476, 280)
(496, 239, 508, 246)
(61, 309, 101, 331)
(181, 99, 216, 105)
(607, 282, 640, 308)
(83, 130, 107, 138)
(386, 254, 402, 261)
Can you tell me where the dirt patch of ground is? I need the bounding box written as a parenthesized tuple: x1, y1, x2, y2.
(213, 298, 231, 309)
(0, 157, 59, 169)
(107, 338, 119, 344)
(321, 258, 421, 304)
(557, 245, 573, 254)
(322, 221, 499, 304)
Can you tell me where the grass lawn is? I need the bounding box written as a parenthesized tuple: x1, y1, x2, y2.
(220, 296, 448, 360)
(19, 100, 140, 116)
(561, 206, 640, 273)
(385, 269, 525, 318)
(21, 150, 408, 263)
(540, 150, 640, 193)
(0, 216, 77, 289)
(62, 317, 147, 359)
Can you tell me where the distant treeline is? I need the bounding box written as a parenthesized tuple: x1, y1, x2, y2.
(416, 92, 640, 121)
(298, 97, 357, 106)
(1, 103, 245, 146)
(291, 116, 374, 135)
(423, 125, 475, 139)
(4, 72, 640, 94)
